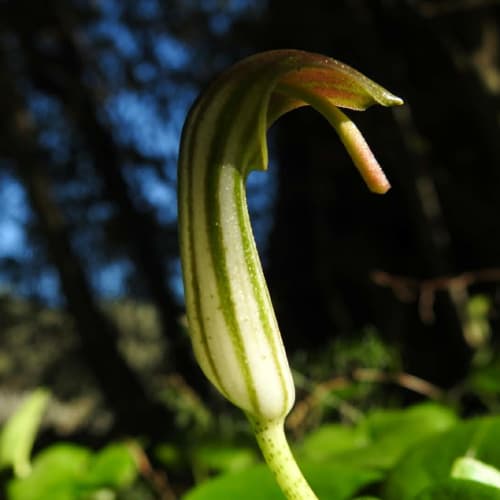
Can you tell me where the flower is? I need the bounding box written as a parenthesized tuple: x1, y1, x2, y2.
(178, 49, 402, 423)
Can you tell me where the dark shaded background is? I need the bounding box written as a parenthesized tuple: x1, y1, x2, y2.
(1, 0, 500, 458)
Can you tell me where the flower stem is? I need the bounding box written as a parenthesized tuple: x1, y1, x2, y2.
(249, 416, 318, 500)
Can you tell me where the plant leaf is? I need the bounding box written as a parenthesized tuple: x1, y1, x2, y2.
(183, 461, 381, 500)
(83, 442, 138, 489)
(451, 456, 500, 489)
(414, 478, 500, 500)
(7, 443, 91, 500)
(384, 416, 500, 500)
(0, 388, 50, 477)
(298, 403, 457, 470)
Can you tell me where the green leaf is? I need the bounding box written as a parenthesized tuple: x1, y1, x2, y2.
(468, 363, 500, 396)
(193, 443, 259, 474)
(351, 404, 456, 469)
(0, 388, 50, 477)
(301, 461, 382, 500)
(83, 442, 138, 489)
(183, 464, 283, 500)
(300, 403, 456, 470)
(7, 443, 91, 500)
(451, 456, 500, 489)
(414, 478, 500, 500)
(183, 461, 381, 500)
(298, 424, 370, 462)
(7, 442, 138, 500)
(384, 416, 500, 500)
(364, 403, 456, 441)
(155, 443, 183, 469)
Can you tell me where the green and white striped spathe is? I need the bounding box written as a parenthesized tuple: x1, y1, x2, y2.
(178, 50, 402, 423)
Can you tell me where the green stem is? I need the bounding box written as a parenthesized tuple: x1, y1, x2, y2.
(249, 416, 318, 500)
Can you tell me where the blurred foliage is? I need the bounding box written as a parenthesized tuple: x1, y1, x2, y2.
(383, 416, 500, 499)
(7, 442, 139, 500)
(1, 290, 500, 499)
(0, 390, 138, 499)
(1, 297, 500, 499)
(0, 389, 49, 477)
(451, 457, 500, 489)
(5, 391, 500, 499)
(173, 407, 500, 499)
